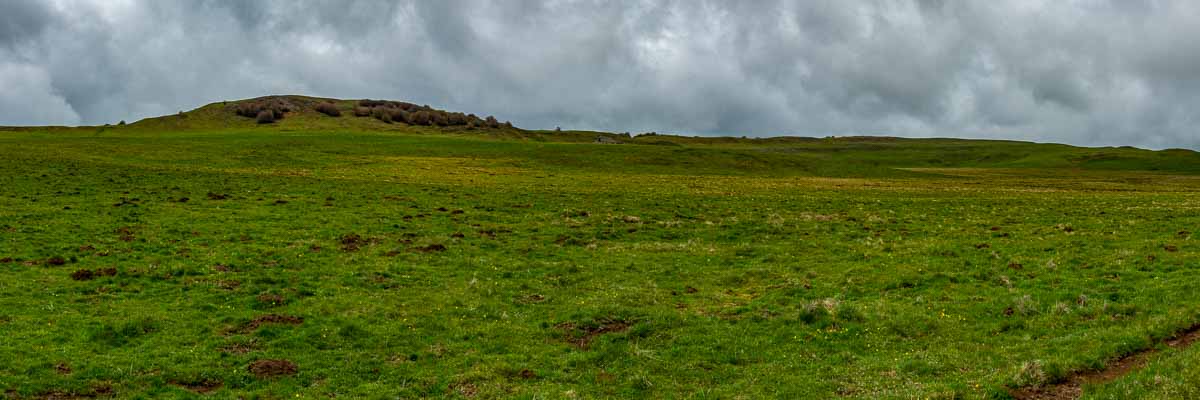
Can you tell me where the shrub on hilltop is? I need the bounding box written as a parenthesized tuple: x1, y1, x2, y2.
(338, 99, 519, 130)
(256, 110, 276, 124)
(314, 102, 341, 117)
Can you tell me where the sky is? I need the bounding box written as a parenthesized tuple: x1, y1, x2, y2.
(1, 0, 1198, 149)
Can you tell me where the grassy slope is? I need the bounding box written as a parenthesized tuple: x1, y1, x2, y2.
(1, 99, 1199, 398)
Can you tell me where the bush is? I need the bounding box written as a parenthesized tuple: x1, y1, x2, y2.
(314, 102, 341, 117)
(370, 107, 387, 121)
(485, 116, 499, 128)
(359, 99, 388, 108)
(409, 111, 431, 126)
(234, 97, 294, 122)
(353, 106, 370, 117)
(431, 112, 449, 126)
(256, 110, 276, 124)
(389, 109, 408, 124)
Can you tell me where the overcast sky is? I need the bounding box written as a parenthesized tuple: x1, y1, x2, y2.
(2, 1, 1198, 149)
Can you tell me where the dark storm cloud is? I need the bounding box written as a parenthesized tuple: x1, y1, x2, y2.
(0, 0, 55, 49)
(1, 0, 1198, 149)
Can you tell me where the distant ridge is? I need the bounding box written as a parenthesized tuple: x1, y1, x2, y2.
(3, 95, 1197, 174)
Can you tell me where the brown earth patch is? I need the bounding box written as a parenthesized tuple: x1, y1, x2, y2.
(1010, 324, 1200, 399)
(169, 379, 223, 394)
(339, 233, 380, 252)
(242, 314, 303, 332)
(218, 340, 259, 354)
(256, 294, 286, 307)
(517, 294, 545, 304)
(54, 362, 71, 375)
(449, 382, 478, 397)
(555, 318, 632, 349)
(115, 227, 135, 242)
(69, 268, 114, 281)
(70, 269, 94, 281)
(413, 244, 447, 253)
(247, 359, 297, 379)
(35, 383, 113, 399)
(206, 193, 229, 200)
(45, 257, 66, 266)
(0, 257, 12, 263)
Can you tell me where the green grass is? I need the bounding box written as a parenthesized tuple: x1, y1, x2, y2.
(2, 101, 1200, 398)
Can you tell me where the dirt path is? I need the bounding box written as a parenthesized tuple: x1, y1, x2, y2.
(1010, 324, 1200, 400)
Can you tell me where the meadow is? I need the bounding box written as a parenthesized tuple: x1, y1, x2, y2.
(2, 99, 1200, 399)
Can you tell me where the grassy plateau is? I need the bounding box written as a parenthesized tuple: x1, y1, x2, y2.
(2, 96, 1200, 399)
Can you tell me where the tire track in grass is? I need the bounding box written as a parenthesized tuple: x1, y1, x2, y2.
(1010, 324, 1200, 400)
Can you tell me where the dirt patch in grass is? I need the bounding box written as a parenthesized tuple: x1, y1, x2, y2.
(339, 233, 380, 252)
(70, 268, 116, 281)
(206, 193, 229, 200)
(555, 318, 632, 349)
(448, 382, 478, 397)
(247, 359, 297, 379)
(115, 227, 135, 242)
(1010, 323, 1200, 399)
(238, 314, 303, 333)
(218, 340, 259, 354)
(169, 379, 223, 394)
(255, 294, 286, 307)
(34, 383, 113, 399)
(412, 244, 447, 253)
(54, 362, 71, 375)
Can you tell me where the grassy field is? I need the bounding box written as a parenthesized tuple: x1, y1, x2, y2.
(2, 99, 1200, 399)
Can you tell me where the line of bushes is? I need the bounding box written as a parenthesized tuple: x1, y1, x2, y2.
(230, 96, 511, 128)
(354, 99, 512, 129)
(234, 98, 295, 124)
